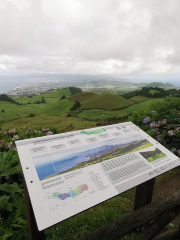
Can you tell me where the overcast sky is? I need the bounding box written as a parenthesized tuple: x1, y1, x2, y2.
(0, 0, 180, 79)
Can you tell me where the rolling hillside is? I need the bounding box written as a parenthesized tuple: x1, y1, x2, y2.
(80, 92, 133, 110)
(129, 96, 149, 102)
(43, 88, 71, 98)
(69, 92, 98, 103)
(42, 99, 73, 115)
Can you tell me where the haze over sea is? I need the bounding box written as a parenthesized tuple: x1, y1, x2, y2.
(0, 74, 180, 94)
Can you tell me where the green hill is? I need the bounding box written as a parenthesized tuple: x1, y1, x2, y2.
(123, 87, 169, 99)
(80, 92, 133, 110)
(69, 92, 98, 103)
(43, 88, 71, 98)
(129, 96, 149, 102)
(145, 82, 174, 89)
(43, 99, 73, 115)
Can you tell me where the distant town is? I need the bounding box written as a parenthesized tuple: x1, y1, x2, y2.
(3, 78, 179, 96)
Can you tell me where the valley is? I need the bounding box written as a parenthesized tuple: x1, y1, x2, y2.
(0, 85, 166, 131)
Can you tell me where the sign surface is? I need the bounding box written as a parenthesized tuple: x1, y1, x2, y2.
(16, 122, 180, 230)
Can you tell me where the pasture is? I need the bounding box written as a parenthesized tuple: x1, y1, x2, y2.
(78, 99, 163, 120)
(80, 92, 133, 110)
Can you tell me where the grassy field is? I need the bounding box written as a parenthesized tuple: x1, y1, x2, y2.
(13, 88, 72, 103)
(0, 102, 47, 122)
(69, 92, 98, 103)
(80, 92, 133, 110)
(43, 88, 71, 98)
(1, 113, 97, 131)
(13, 96, 58, 104)
(78, 99, 163, 120)
(13, 95, 44, 103)
(149, 89, 160, 95)
(42, 99, 73, 115)
(129, 95, 149, 102)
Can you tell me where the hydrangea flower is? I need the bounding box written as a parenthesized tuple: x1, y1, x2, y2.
(150, 121, 157, 128)
(12, 135, 19, 140)
(143, 117, 151, 124)
(175, 127, 180, 132)
(46, 131, 53, 135)
(8, 129, 16, 134)
(168, 130, 174, 136)
(42, 128, 49, 132)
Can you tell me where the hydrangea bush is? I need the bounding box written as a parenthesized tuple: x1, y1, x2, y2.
(0, 126, 58, 240)
(130, 96, 180, 157)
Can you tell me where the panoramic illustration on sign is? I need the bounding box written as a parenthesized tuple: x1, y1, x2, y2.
(16, 122, 180, 230)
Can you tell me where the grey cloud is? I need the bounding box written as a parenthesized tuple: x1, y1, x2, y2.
(0, 0, 180, 76)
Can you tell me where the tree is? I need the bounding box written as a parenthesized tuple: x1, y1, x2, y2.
(41, 96, 46, 103)
(2, 109, 4, 112)
(70, 100, 81, 111)
(59, 95, 66, 100)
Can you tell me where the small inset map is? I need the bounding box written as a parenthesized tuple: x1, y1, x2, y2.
(45, 180, 95, 210)
(52, 184, 88, 200)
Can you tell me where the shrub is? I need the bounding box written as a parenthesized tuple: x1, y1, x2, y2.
(130, 96, 180, 156)
(70, 100, 81, 111)
(59, 95, 66, 100)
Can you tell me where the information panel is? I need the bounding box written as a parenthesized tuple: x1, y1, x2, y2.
(16, 122, 180, 230)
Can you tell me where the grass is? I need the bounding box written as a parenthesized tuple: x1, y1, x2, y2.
(69, 92, 98, 103)
(42, 99, 73, 115)
(78, 99, 164, 120)
(13, 95, 44, 104)
(59, 88, 71, 98)
(45, 189, 135, 240)
(149, 89, 160, 95)
(40, 88, 71, 98)
(0, 102, 47, 122)
(129, 95, 149, 103)
(13, 96, 58, 104)
(1, 114, 97, 131)
(80, 92, 133, 110)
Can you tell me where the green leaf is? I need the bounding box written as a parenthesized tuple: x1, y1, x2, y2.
(3, 202, 13, 212)
(0, 233, 13, 240)
(0, 196, 9, 211)
(0, 183, 23, 194)
(1, 165, 22, 177)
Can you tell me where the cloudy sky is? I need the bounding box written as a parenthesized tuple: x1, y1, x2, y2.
(0, 0, 180, 79)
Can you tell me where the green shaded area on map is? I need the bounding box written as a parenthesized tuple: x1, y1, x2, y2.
(81, 128, 106, 135)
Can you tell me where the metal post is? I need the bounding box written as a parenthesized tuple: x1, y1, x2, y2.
(23, 176, 45, 240)
(134, 178, 155, 211)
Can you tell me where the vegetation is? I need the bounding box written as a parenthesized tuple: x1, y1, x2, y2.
(130, 96, 180, 155)
(0, 94, 17, 104)
(129, 95, 149, 103)
(78, 99, 163, 120)
(69, 87, 82, 96)
(69, 92, 98, 103)
(59, 95, 66, 100)
(148, 89, 160, 95)
(123, 87, 169, 99)
(42, 99, 73, 115)
(1, 85, 180, 239)
(80, 92, 133, 110)
(70, 100, 81, 111)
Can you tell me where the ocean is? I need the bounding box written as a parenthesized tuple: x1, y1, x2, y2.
(0, 76, 43, 93)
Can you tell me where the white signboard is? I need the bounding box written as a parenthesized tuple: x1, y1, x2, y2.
(16, 122, 180, 230)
